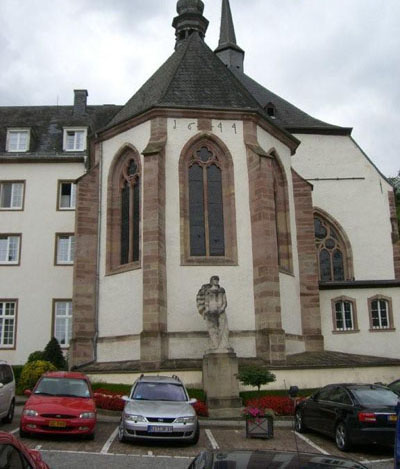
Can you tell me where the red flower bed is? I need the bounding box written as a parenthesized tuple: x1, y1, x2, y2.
(193, 400, 208, 417)
(93, 388, 209, 416)
(244, 396, 300, 416)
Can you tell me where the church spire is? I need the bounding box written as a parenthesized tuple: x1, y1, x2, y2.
(215, 0, 245, 72)
(172, 0, 209, 50)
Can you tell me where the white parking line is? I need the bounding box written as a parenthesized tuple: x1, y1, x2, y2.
(205, 429, 219, 450)
(361, 458, 394, 465)
(293, 431, 329, 455)
(100, 426, 119, 454)
(40, 449, 192, 460)
(35, 445, 42, 450)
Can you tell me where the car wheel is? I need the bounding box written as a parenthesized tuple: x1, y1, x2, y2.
(2, 399, 15, 424)
(118, 423, 127, 443)
(335, 421, 351, 451)
(294, 408, 307, 433)
(188, 423, 200, 445)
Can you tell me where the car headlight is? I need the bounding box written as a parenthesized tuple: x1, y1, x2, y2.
(79, 412, 96, 419)
(174, 416, 196, 424)
(23, 409, 39, 417)
(125, 414, 147, 423)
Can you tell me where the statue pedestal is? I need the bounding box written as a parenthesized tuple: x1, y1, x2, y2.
(203, 351, 242, 418)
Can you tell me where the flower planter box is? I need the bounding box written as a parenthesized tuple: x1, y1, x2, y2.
(245, 415, 274, 439)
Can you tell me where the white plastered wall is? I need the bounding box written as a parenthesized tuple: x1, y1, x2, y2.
(257, 127, 303, 337)
(0, 162, 84, 364)
(97, 122, 150, 362)
(320, 288, 400, 359)
(165, 118, 257, 359)
(292, 134, 395, 280)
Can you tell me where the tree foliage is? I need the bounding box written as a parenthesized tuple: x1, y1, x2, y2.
(19, 360, 57, 392)
(237, 366, 276, 391)
(43, 337, 67, 370)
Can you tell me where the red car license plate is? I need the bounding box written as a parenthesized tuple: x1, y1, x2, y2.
(148, 425, 173, 433)
(49, 420, 67, 428)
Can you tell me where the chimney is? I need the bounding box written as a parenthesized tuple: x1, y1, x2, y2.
(73, 89, 88, 116)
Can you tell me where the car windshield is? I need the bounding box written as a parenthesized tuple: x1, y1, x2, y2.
(389, 381, 400, 394)
(132, 382, 187, 401)
(352, 387, 398, 406)
(34, 377, 90, 398)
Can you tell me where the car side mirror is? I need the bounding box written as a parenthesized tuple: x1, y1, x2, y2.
(24, 389, 32, 397)
(0, 383, 4, 389)
(189, 398, 197, 405)
(122, 395, 130, 402)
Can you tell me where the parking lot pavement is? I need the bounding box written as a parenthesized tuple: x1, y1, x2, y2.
(1, 418, 395, 468)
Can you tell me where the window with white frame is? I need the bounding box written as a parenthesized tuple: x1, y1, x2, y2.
(54, 301, 72, 347)
(56, 234, 75, 264)
(334, 299, 356, 331)
(58, 181, 76, 209)
(0, 235, 20, 264)
(0, 301, 16, 347)
(63, 128, 87, 151)
(370, 298, 391, 329)
(6, 129, 30, 152)
(0, 182, 24, 209)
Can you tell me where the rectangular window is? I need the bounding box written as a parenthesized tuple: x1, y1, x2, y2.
(0, 301, 16, 347)
(7, 129, 30, 152)
(56, 234, 75, 265)
(0, 235, 20, 264)
(335, 301, 354, 331)
(0, 182, 24, 210)
(371, 299, 389, 329)
(54, 301, 72, 347)
(58, 182, 76, 209)
(63, 128, 87, 151)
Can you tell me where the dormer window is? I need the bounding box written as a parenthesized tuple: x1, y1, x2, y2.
(6, 129, 30, 152)
(265, 103, 276, 119)
(63, 128, 87, 152)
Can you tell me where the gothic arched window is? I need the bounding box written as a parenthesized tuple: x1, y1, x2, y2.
(107, 146, 141, 274)
(179, 136, 237, 265)
(271, 155, 292, 272)
(314, 212, 352, 282)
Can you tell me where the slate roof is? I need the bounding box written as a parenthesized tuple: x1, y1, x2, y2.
(105, 32, 284, 132)
(231, 70, 351, 135)
(0, 104, 121, 156)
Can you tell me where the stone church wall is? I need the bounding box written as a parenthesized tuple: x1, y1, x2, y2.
(293, 134, 396, 280)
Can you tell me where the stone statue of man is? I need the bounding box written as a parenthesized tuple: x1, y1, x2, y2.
(196, 276, 231, 352)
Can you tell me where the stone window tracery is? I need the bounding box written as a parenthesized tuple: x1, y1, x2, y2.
(179, 136, 237, 266)
(314, 214, 352, 282)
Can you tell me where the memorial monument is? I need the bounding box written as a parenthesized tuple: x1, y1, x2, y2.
(197, 276, 242, 417)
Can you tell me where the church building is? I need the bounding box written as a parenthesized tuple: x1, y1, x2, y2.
(1, 0, 399, 386)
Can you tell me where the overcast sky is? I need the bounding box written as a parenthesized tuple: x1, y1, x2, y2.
(0, 0, 398, 176)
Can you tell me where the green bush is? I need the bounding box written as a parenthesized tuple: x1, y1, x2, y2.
(43, 337, 67, 370)
(19, 360, 57, 392)
(27, 351, 45, 363)
(240, 388, 316, 402)
(12, 365, 23, 389)
(237, 366, 276, 391)
(187, 388, 206, 401)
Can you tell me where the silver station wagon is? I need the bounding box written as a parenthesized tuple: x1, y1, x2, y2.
(118, 375, 199, 444)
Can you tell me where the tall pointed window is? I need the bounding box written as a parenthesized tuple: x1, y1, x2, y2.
(314, 211, 353, 282)
(107, 146, 141, 274)
(189, 146, 224, 256)
(120, 158, 140, 265)
(180, 136, 237, 265)
(271, 155, 292, 272)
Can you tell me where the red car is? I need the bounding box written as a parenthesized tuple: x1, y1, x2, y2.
(0, 431, 49, 468)
(20, 371, 96, 439)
